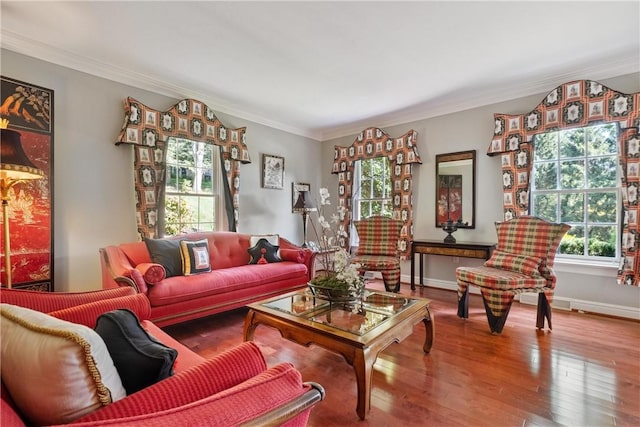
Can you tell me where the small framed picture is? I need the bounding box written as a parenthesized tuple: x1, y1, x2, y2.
(292, 182, 311, 212)
(262, 153, 285, 189)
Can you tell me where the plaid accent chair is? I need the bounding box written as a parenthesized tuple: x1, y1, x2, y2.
(456, 216, 570, 334)
(352, 216, 403, 292)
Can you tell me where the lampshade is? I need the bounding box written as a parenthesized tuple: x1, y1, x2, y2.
(293, 190, 316, 212)
(1, 129, 44, 181)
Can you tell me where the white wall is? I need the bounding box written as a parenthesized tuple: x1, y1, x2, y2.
(322, 72, 640, 318)
(1, 49, 322, 292)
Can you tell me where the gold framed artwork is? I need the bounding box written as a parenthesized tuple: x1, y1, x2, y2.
(262, 153, 284, 189)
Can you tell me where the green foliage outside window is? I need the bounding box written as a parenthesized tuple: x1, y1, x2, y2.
(164, 138, 217, 235)
(533, 123, 619, 259)
(357, 157, 392, 218)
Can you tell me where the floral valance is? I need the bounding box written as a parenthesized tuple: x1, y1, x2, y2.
(116, 97, 250, 163)
(331, 127, 422, 259)
(115, 97, 250, 239)
(487, 80, 639, 155)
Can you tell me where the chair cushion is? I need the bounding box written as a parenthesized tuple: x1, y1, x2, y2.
(94, 309, 178, 395)
(456, 265, 547, 290)
(351, 254, 400, 270)
(0, 304, 126, 425)
(180, 239, 212, 275)
(484, 249, 544, 277)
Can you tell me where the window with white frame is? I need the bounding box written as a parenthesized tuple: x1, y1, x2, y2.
(351, 157, 392, 245)
(531, 123, 619, 260)
(164, 137, 222, 235)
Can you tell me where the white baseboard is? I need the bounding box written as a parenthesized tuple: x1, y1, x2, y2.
(403, 274, 640, 321)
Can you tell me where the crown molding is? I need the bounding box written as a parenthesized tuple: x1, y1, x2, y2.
(1, 30, 322, 141)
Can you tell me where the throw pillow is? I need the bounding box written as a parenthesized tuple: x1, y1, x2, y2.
(180, 239, 212, 275)
(94, 309, 178, 395)
(144, 238, 182, 278)
(248, 238, 282, 264)
(135, 262, 166, 285)
(484, 249, 544, 277)
(0, 304, 126, 425)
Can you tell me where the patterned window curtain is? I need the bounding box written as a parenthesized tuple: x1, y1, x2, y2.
(331, 127, 422, 260)
(487, 80, 639, 287)
(618, 128, 639, 286)
(115, 97, 251, 239)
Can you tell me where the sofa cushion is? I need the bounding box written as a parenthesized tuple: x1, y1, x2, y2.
(145, 238, 182, 278)
(0, 304, 126, 425)
(180, 239, 212, 275)
(95, 309, 178, 395)
(136, 262, 167, 285)
(248, 238, 282, 264)
(147, 262, 308, 307)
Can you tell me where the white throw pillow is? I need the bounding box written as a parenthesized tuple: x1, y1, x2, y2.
(0, 304, 126, 425)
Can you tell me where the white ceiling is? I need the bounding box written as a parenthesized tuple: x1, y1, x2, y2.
(1, 1, 638, 141)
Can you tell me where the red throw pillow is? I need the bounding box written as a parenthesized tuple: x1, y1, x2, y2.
(135, 263, 166, 285)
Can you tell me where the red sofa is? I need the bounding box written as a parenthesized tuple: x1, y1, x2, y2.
(0, 287, 324, 426)
(100, 231, 316, 327)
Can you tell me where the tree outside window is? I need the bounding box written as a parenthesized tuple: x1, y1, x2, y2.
(532, 123, 619, 259)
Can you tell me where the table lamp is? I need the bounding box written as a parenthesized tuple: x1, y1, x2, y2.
(1, 122, 45, 288)
(293, 190, 316, 248)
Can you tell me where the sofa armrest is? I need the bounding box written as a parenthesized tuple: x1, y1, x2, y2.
(49, 294, 152, 328)
(279, 237, 316, 281)
(0, 287, 136, 313)
(77, 342, 268, 422)
(70, 363, 322, 427)
(99, 246, 147, 293)
(241, 381, 324, 427)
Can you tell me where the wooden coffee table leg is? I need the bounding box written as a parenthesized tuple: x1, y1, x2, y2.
(243, 309, 257, 341)
(423, 306, 435, 353)
(352, 348, 375, 420)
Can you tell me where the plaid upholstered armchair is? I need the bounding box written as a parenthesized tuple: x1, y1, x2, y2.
(455, 216, 570, 334)
(351, 216, 403, 292)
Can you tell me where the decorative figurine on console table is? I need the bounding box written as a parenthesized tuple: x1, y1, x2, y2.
(442, 218, 467, 244)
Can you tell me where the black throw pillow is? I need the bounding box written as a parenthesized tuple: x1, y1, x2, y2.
(95, 309, 178, 395)
(144, 238, 182, 277)
(248, 238, 282, 264)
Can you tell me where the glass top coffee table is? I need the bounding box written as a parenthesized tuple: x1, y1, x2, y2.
(243, 288, 434, 420)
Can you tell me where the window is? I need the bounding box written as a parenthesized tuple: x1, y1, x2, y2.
(351, 157, 392, 246)
(531, 123, 619, 260)
(353, 157, 393, 219)
(164, 137, 222, 235)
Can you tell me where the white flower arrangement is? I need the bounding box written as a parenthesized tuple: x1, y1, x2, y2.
(309, 188, 365, 297)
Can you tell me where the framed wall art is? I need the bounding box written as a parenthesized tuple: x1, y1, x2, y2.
(262, 153, 284, 189)
(292, 182, 311, 212)
(1, 76, 54, 291)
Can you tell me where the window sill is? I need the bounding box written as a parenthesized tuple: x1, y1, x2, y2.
(554, 258, 618, 278)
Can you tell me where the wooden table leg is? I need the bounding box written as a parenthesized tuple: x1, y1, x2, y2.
(352, 348, 375, 420)
(243, 309, 257, 341)
(422, 306, 435, 353)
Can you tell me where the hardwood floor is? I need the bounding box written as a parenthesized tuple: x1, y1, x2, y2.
(163, 282, 640, 426)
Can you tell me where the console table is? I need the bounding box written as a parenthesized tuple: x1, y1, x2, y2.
(410, 240, 496, 290)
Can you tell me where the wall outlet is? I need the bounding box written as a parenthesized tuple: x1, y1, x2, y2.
(452, 256, 460, 264)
